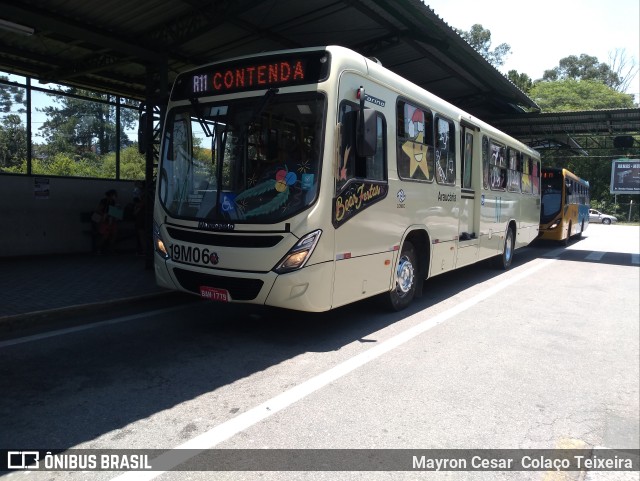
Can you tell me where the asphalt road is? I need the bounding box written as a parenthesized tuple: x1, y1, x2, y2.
(1, 224, 638, 481)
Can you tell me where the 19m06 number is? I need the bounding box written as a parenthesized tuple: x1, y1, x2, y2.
(170, 244, 219, 266)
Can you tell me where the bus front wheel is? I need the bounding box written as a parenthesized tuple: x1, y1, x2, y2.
(495, 227, 514, 270)
(563, 221, 572, 246)
(387, 241, 417, 311)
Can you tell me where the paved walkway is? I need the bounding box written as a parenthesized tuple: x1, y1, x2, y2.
(0, 253, 166, 324)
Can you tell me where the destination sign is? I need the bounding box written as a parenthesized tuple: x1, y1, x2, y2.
(171, 50, 330, 100)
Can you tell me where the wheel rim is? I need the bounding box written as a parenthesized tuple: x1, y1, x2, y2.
(396, 254, 415, 297)
(505, 230, 513, 262)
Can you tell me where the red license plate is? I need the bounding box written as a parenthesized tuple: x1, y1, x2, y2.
(199, 286, 230, 302)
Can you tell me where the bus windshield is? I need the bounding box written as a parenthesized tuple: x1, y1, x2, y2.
(540, 173, 563, 223)
(158, 91, 325, 224)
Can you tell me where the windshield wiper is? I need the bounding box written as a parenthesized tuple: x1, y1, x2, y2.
(189, 97, 213, 137)
(250, 87, 279, 122)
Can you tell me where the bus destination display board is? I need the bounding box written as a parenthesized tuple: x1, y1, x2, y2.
(172, 51, 330, 100)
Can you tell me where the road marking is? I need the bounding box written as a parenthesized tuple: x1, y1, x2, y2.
(0, 304, 195, 348)
(585, 251, 606, 261)
(111, 257, 557, 481)
(541, 438, 588, 481)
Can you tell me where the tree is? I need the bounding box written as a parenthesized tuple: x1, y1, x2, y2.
(38, 87, 137, 158)
(0, 114, 28, 169)
(0, 75, 25, 114)
(458, 24, 511, 68)
(608, 48, 639, 94)
(529, 79, 635, 112)
(542, 54, 623, 90)
(507, 70, 533, 94)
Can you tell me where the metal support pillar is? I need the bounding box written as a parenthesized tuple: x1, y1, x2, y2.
(142, 64, 168, 270)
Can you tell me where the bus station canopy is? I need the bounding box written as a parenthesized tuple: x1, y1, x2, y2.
(0, 0, 638, 152)
(0, 0, 537, 121)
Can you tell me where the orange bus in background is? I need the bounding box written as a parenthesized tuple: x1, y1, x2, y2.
(539, 168, 590, 244)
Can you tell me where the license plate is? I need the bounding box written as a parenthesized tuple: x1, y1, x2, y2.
(199, 286, 230, 302)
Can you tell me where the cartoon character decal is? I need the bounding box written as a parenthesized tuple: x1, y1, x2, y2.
(400, 105, 432, 181)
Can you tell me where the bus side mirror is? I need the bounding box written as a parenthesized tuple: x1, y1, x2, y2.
(138, 112, 147, 154)
(357, 108, 377, 157)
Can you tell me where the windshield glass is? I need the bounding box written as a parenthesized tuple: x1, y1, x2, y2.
(158, 92, 325, 223)
(540, 174, 563, 223)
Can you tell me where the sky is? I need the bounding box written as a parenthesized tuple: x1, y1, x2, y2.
(425, 0, 640, 98)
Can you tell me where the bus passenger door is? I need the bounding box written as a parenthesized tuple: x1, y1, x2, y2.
(331, 77, 394, 308)
(456, 124, 479, 268)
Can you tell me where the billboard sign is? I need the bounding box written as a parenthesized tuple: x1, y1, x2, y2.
(610, 159, 640, 195)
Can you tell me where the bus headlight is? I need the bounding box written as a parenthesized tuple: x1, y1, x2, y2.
(273, 229, 322, 274)
(548, 220, 560, 229)
(154, 222, 170, 259)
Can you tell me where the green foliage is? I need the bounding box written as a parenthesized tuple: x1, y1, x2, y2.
(458, 24, 511, 67)
(507, 70, 533, 94)
(542, 54, 623, 90)
(0, 114, 28, 169)
(591, 198, 639, 223)
(103, 146, 146, 180)
(0, 80, 146, 179)
(0, 75, 25, 114)
(37, 87, 137, 156)
(530, 79, 635, 112)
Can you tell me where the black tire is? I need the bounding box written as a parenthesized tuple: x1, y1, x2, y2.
(386, 240, 417, 311)
(495, 227, 515, 270)
(562, 221, 572, 246)
(603, 218, 611, 225)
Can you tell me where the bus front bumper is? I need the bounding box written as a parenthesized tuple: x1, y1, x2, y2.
(155, 258, 334, 312)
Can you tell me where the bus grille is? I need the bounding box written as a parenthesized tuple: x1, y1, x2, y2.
(172, 268, 264, 301)
(167, 227, 284, 247)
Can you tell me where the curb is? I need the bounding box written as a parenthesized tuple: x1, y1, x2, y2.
(0, 290, 174, 337)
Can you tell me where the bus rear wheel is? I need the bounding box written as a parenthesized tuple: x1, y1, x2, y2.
(386, 240, 417, 311)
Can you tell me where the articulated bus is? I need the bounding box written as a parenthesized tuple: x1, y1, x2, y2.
(152, 46, 541, 312)
(539, 168, 590, 244)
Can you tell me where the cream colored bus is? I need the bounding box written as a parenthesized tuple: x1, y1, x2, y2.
(152, 45, 541, 312)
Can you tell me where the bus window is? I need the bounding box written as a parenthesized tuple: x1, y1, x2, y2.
(489, 139, 506, 190)
(396, 100, 433, 182)
(435, 116, 455, 185)
(507, 148, 521, 192)
(337, 101, 386, 192)
(482, 136, 489, 189)
(366, 115, 386, 181)
(462, 130, 473, 189)
(532, 160, 540, 195)
(541, 170, 563, 223)
(521, 154, 532, 194)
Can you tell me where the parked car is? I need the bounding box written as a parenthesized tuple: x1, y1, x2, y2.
(589, 209, 618, 225)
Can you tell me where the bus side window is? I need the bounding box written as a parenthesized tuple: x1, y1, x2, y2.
(565, 179, 573, 203)
(435, 116, 455, 185)
(521, 154, 532, 194)
(337, 102, 386, 192)
(462, 130, 473, 189)
(365, 115, 386, 181)
(507, 148, 521, 192)
(482, 136, 489, 189)
(396, 100, 433, 182)
(489, 139, 506, 190)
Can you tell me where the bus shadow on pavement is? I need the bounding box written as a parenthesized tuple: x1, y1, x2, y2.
(0, 246, 542, 453)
